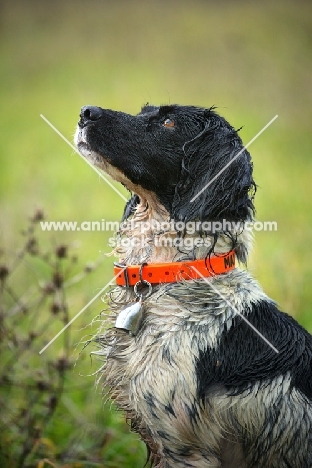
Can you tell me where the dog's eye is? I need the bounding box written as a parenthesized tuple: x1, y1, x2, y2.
(163, 118, 175, 128)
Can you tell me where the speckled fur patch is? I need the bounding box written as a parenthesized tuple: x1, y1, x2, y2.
(92, 270, 312, 467)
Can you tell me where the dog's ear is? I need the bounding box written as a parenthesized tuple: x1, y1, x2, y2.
(171, 112, 256, 224)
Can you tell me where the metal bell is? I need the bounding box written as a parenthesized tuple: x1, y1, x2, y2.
(115, 299, 143, 335)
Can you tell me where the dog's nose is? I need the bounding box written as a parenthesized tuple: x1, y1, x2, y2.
(80, 105, 103, 124)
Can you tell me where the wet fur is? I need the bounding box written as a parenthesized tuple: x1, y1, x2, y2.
(75, 104, 312, 467)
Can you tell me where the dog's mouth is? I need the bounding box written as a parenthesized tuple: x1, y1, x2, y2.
(74, 126, 104, 167)
(74, 122, 167, 209)
(74, 123, 138, 191)
(74, 126, 90, 155)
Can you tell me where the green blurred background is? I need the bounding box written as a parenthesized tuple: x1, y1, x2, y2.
(0, 0, 311, 466)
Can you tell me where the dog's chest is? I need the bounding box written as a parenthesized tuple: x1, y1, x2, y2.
(113, 323, 198, 421)
(104, 301, 227, 467)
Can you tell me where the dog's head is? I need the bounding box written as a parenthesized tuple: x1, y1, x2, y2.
(75, 104, 255, 224)
(75, 104, 256, 263)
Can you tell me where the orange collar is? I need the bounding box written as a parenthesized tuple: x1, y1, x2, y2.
(114, 250, 235, 287)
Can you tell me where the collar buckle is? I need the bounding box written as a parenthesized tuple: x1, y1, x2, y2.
(114, 262, 130, 288)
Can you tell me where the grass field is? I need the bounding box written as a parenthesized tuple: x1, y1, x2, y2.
(0, 0, 311, 466)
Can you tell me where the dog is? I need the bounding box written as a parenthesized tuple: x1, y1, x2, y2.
(75, 103, 312, 467)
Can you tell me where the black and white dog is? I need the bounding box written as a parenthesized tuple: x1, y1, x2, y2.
(75, 104, 312, 468)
